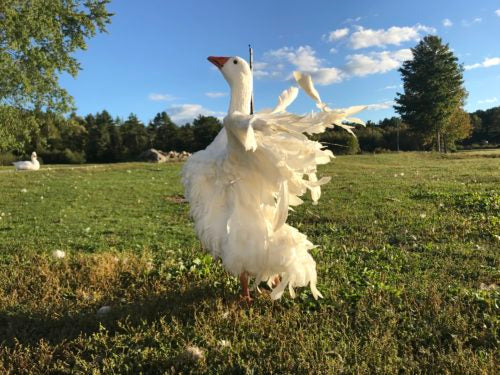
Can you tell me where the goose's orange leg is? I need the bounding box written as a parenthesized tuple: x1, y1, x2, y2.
(272, 275, 281, 287)
(239, 272, 253, 303)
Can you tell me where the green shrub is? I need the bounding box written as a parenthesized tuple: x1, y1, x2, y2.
(357, 127, 385, 152)
(39, 149, 86, 164)
(319, 129, 360, 155)
(63, 149, 86, 164)
(374, 147, 391, 154)
(0, 152, 17, 166)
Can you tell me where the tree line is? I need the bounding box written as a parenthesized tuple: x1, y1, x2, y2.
(0, 110, 222, 164)
(1, 103, 498, 164)
(317, 106, 499, 155)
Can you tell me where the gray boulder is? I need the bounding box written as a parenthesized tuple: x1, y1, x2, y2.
(139, 148, 167, 163)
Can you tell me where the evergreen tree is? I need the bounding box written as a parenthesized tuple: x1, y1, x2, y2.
(395, 35, 467, 151)
(85, 113, 111, 162)
(65, 113, 88, 154)
(120, 114, 149, 160)
(177, 124, 195, 152)
(93, 110, 122, 162)
(105, 123, 123, 162)
(468, 114, 483, 144)
(192, 115, 222, 151)
(480, 107, 500, 144)
(149, 112, 178, 151)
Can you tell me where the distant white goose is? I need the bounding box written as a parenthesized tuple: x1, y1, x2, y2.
(13, 152, 40, 171)
(182, 56, 365, 301)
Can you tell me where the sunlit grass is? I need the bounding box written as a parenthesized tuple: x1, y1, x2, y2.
(0, 151, 498, 373)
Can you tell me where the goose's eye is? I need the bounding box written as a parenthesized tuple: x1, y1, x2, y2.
(233, 60, 238, 64)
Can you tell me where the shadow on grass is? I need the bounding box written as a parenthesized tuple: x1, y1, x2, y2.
(0, 281, 223, 348)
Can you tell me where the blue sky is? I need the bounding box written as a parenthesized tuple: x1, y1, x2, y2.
(60, 0, 500, 125)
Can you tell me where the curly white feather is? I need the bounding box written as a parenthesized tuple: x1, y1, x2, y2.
(272, 86, 299, 114)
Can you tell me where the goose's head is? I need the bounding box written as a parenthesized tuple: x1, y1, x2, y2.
(31, 152, 37, 160)
(208, 56, 253, 114)
(208, 56, 252, 88)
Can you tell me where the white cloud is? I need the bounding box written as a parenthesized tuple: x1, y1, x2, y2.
(253, 70, 270, 78)
(310, 68, 345, 85)
(267, 45, 321, 71)
(205, 92, 227, 98)
(345, 49, 413, 76)
(344, 16, 362, 24)
(252, 61, 273, 78)
(260, 45, 412, 85)
(465, 57, 500, 70)
(349, 24, 435, 49)
(366, 101, 395, 110)
(462, 17, 482, 27)
(266, 46, 345, 85)
(264, 46, 343, 84)
(496, 9, 500, 17)
(167, 104, 224, 124)
(329, 48, 338, 54)
(325, 28, 350, 42)
(442, 18, 453, 27)
(477, 97, 498, 104)
(383, 85, 398, 90)
(253, 62, 268, 70)
(148, 93, 177, 101)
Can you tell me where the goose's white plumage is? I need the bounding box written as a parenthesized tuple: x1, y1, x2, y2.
(182, 56, 365, 300)
(13, 152, 40, 171)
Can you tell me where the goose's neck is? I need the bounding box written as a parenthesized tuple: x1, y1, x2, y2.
(228, 77, 253, 115)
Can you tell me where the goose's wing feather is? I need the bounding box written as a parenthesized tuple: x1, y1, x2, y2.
(293, 71, 322, 107)
(271, 86, 299, 114)
(293, 71, 368, 122)
(223, 112, 257, 152)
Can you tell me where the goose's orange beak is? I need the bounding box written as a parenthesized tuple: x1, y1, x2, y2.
(208, 56, 230, 69)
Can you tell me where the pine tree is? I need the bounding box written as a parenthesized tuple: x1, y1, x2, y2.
(149, 112, 178, 151)
(192, 115, 222, 151)
(85, 113, 111, 162)
(120, 114, 149, 160)
(395, 35, 467, 151)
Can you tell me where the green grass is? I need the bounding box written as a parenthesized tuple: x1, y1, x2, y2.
(0, 151, 498, 374)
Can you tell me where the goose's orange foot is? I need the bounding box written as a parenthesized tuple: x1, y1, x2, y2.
(239, 294, 253, 305)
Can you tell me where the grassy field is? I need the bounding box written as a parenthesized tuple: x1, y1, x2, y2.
(0, 151, 498, 374)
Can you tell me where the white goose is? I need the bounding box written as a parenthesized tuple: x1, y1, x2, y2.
(182, 56, 365, 301)
(13, 152, 40, 171)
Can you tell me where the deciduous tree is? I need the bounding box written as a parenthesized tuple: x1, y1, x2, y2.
(443, 108, 472, 151)
(0, 0, 112, 151)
